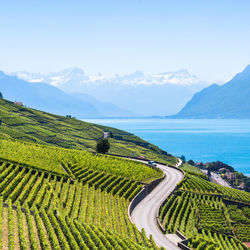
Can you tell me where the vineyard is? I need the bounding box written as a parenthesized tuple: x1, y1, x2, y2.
(180, 163, 208, 179)
(0, 97, 176, 165)
(159, 165, 250, 249)
(159, 191, 248, 249)
(0, 138, 163, 249)
(0, 139, 162, 183)
(0, 199, 155, 250)
(227, 205, 250, 242)
(178, 173, 250, 203)
(1, 97, 249, 249)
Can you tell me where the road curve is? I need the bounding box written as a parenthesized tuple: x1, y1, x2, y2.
(131, 160, 184, 249)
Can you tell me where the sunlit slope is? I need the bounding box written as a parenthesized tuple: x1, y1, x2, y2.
(159, 163, 249, 249)
(0, 200, 149, 250)
(0, 97, 176, 165)
(0, 139, 162, 183)
(0, 152, 160, 249)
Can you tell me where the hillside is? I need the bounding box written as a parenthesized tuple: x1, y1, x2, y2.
(0, 97, 176, 165)
(1, 97, 250, 249)
(172, 65, 250, 118)
(0, 140, 162, 183)
(0, 70, 135, 118)
(0, 71, 103, 118)
(159, 163, 250, 249)
(0, 140, 162, 249)
(0, 97, 173, 249)
(1, 141, 249, 249)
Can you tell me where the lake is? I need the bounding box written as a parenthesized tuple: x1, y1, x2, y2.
(84, 119, 250, 176)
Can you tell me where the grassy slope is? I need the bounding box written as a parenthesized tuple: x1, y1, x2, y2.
(0, 139, 162, 182)
(180, 163, 208, 178)
(0, 155, 157, 249)
(0, 98, 176, 165)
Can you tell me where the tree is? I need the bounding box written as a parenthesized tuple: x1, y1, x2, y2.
(0, 92, 3, 98)
(187, 159, 195, 166)
(96, 138, 110, 154)
(180, 155, 186, 163)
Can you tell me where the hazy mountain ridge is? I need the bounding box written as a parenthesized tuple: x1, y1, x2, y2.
(13, 68, 209, 116)
(0, 71, 100, 118)
(172, 65, 250, 118)
(0, 71, 136, 118)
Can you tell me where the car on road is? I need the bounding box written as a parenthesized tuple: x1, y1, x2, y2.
(148, 160, 157, 167)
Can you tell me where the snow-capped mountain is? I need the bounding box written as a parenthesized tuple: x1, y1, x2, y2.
(110, 69, 202, 86)
(13, 67, 206, 87)
(13, 67, 88, 87)
(12, 67, 210, 116)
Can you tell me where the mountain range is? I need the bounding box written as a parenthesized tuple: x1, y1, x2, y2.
(13, 68, 209, 116)
(2, 66, 250, 118)
(0, 71, 135, 118)
(172, 65, 250, 118)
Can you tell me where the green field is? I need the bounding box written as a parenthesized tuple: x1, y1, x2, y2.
(0, 139, 162, 183)
(0, 150, 160, 249)
(0, 98, 177, 165)
(180, 163, 208, 178)
(0, 198, 155, 250)
(0, 97, 171, 249)
(1, 97, 249, 249)
(159, 165, 250, 249)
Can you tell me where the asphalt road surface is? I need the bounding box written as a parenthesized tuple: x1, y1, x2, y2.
(131, 159, 183, 249)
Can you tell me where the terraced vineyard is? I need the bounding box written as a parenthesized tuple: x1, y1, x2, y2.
(158, 163, 250, 249)
(178, 173, 250, 203)
(0, 198, 153, 250)
(227, 205, 250, 242)
(180, 163, 208, 179)
(0, 97, 176, 165)
(0, 139, 162, 249)
(1, 95, 249, 249)
(0, 139, 162, 182)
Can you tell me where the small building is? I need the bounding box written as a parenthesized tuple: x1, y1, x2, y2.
(225, 172, 233, 180)
(14, 101, 24, 106)
(103, 132, 109, 138)
(239, 182, 245, 189)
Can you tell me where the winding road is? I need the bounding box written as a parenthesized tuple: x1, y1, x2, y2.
(131, 159, 184, 249)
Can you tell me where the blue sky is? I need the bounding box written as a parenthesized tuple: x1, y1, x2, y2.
(0, 0, 250, 82)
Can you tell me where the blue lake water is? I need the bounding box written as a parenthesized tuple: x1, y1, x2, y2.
(85, 119, 250, 176)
